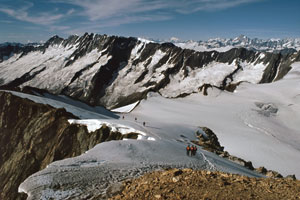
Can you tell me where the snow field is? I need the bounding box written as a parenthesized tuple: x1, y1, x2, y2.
(160, 59, 267, 98)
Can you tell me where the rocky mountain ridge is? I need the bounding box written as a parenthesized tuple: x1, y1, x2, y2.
(0, 33, 299, 109)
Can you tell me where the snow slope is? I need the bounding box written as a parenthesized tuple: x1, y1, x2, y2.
(159, 59, 268, 98)
(130, 62, 300, 177)
(16, 62, 300, 199)
(0, 41, 111, 94)
(1, 90, 118, 119)
(16, 94, 266, 199)
(19, 115, 262, 199)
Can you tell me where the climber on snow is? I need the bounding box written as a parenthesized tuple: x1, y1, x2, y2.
(191, 145, 197, 156)
(190, 145, 194, 156)
(186, 145, 191, 156)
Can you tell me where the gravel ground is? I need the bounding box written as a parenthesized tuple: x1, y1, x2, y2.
(110, 168, 300, 200)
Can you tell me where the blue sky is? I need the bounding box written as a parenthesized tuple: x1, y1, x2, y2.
(0, 0, 299, 43)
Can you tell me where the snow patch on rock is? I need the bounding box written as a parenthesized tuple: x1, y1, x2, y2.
(68, 119, 154, 140)
(111, 101, 139, 113)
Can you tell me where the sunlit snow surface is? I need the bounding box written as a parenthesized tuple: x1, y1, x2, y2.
(133, 62, 300, 177)
(0, 43, 111, 94)
(111, 101, 139, 113)
(16, 62, 300, 199)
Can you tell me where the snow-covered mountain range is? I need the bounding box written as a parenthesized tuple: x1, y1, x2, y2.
(0, 33, 299, 109)
(1, 33, 300, 199)
(171, 35, 300, 54)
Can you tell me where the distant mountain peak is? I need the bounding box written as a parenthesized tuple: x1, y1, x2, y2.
(169, 37, 180, 42)
(172, 35, 300, 54)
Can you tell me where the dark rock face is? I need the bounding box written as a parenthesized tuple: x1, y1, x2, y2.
(0, 33, 297, 109)
(0, 92, 126, 200)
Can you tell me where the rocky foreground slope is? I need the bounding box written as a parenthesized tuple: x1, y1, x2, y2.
(1, 33, 299, 109)
(111, 168, 300, 200)
(0, 91, 128, 200)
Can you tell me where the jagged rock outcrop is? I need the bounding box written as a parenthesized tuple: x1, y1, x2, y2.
(0, 33, 298, 109)
(194, 127, 224, 153)
(0, 91, 127, 200)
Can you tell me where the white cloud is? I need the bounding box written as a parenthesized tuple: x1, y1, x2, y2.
(0, 0, 264, 34)
(52, 0, 170, 21)
(0, 2, 73, 25)
(52, 0, 263, 36)
(63, 13, 171, 35)
(55, 0, 262, 20)
(175, 0, 262, 13)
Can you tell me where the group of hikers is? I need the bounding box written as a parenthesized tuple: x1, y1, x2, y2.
(122, 116, 146, 126)
(186, 144, 197, 156)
